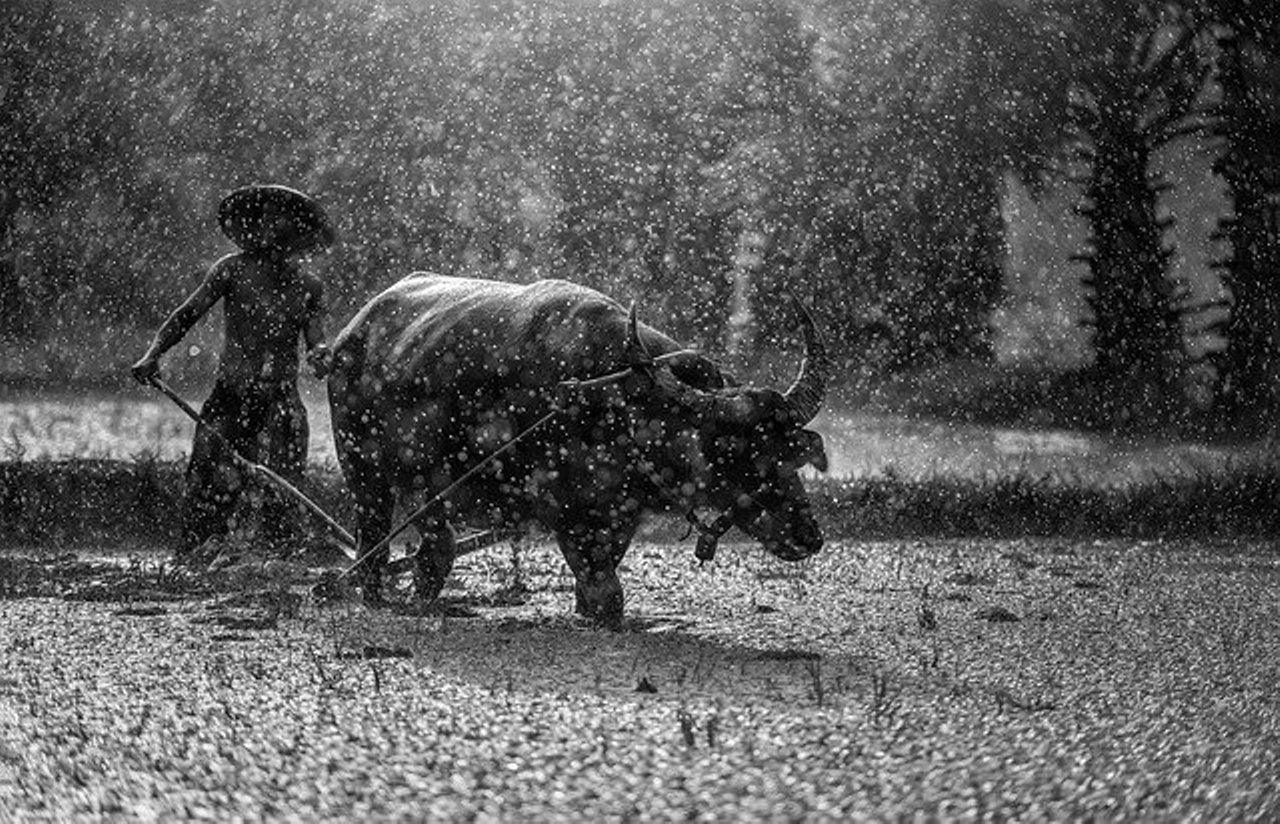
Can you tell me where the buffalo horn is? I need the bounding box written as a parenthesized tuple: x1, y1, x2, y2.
(781, 294, 830, 424)
(626, 303, 655, 367)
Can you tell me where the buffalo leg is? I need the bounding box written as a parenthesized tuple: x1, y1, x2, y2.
(555, 520, 635, 628)
(349, 481, 394, 607)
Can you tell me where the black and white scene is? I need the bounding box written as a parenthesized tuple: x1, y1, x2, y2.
(2, 0, 1278, 818)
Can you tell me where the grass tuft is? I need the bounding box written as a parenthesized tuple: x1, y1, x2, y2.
(810, 456, 1280, 540)
(0, 456, 354, 549)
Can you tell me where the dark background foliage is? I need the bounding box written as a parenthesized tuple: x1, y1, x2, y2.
(2, 0, 1277, 433)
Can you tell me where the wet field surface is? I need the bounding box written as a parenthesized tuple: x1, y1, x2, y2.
(2, 537, 1277, 819)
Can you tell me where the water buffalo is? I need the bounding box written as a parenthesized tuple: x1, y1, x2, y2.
(327, 273, 830, 625)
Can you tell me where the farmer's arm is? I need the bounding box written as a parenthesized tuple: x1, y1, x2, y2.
(303, 276, 332, 378)
(130, 265, 229, 384)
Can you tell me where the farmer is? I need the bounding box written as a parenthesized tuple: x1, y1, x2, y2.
(130, 184, 336, 559)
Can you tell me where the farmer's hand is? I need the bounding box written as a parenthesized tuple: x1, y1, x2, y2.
(130, 355, 160, 385)
(307, 344, 333, 379)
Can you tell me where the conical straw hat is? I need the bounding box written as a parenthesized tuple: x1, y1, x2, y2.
(217, 184, 335, 254)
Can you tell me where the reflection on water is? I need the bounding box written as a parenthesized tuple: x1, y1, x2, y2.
(0, 393, 339, 466)
(992, 429, 1098, 456)
(813, 412, 1245, 484)
(0, 393, 1251, 485)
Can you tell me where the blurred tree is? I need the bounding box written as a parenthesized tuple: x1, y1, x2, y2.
(98, 0, 463, 320)
(1056, 0, 1214, 429)
(1198, 0, 1280, 431)
(865, 0, 1073, 367)
(14, 0, 1244, 427)
(694, 0, 819, 357)
(0, 3, 142, 338)
(743, 0, 1072, 374)
(442, 0, 585, 283)
(539, 0, 740, 349)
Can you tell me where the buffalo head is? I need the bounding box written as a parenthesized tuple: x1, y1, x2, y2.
(583, 295, 831, 564)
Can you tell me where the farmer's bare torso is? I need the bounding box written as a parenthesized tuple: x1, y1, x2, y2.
(213, 253, 320, 386)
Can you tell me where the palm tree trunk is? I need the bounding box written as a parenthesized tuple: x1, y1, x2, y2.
(1210, 28, 1280, 430)
(0, 202, 27, 340)
(1078, 121, 1187, 428)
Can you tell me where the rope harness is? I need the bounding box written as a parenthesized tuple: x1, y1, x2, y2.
(337, 356, 750, 584)
(336, 406, 560, 581)
(150, 355, 760, 600)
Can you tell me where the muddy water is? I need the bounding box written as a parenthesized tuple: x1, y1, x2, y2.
(812, 411, 1243, 483)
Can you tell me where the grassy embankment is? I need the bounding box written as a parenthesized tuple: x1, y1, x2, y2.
(3, 448, 1278, 551)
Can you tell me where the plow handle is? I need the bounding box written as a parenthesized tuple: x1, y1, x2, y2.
(148, 376, 357, 554)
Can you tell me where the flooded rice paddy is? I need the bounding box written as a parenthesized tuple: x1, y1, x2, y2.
(0, 389, 1252, 485)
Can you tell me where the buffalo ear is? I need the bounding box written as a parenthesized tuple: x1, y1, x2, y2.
(660, 350, 734, 390)
(800, 429, 828, 473)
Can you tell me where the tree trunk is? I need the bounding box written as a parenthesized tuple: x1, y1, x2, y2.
(935, 164, 1004, 362)
(1078, 121, 1187, 429)
(1210, 30, 1280, 432)
(0, 202, 27, 340)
